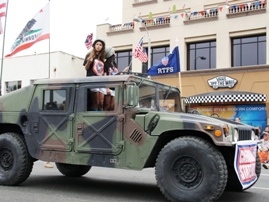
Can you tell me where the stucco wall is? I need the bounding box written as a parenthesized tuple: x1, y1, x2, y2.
(1, 51, 84, 94)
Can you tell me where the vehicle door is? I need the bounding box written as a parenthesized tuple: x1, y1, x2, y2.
(74, 83, 124, 155)
(28, 84, 75, 151)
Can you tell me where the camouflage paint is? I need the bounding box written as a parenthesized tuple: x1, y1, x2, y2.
(0, 75, 257, 170)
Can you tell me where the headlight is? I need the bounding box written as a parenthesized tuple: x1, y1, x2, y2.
(234, 129, 239, 142)
(251, 130, 257, 140)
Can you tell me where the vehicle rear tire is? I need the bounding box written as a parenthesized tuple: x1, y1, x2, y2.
(56, 163, 91, 177)
(155, 136, 227, 202)
(0, 133, 33, 185)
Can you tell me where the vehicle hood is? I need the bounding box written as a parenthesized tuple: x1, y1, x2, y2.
(139, 109, 254, 134)
(0, 85, 35, 112)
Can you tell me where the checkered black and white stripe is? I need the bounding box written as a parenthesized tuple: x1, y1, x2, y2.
(184, 93, 267, 104)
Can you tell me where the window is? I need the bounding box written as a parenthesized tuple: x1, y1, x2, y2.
(138, 84, 156, 109)
(116, 50, 147, 74)
(158, 85, 179, 112)
(135, 79, 181, 112)
(115, 51, 132, 72)
(83, 86, 119, 112)
(43, 89, 67, 111)
(116, 46, 169, 74)
(5, 80, 22, 93)
(149, 46, 170, 73)
(232, 35, 266, 67)
(141, 46, 170, 74)
(187, 41, 216, 70)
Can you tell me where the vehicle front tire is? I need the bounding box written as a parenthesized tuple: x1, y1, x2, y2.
(56, 163, 91, 177)
(0, 133, 33, 185)
(155, 136, 227, 202)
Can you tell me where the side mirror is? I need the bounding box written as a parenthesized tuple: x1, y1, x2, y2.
(126, 85, 139, 107)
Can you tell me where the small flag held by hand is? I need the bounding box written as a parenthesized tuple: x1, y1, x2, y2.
(133, 37, 148, 63)
(85, 33, 93, 50)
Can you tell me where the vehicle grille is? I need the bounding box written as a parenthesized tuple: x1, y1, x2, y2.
(238, 129, 252, 140)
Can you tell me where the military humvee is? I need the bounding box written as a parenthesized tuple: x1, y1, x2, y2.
(0, 75, 261, 202)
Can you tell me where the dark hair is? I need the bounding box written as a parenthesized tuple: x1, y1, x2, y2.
(93, 39, 105, 47)
(105, 55, 116, 67)
(90, 42, 106, 62)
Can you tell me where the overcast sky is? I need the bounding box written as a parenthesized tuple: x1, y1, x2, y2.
(0, 0, 122, 58)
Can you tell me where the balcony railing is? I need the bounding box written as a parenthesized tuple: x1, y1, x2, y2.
(184, 8, 218, 22)
(109, 1, 266, 33)
(228, 1, 266, 14)
(109, 22, 134, 32)
(108, 16, 170, 33)
(133, 0, 157, 4)
(140, 16, 170, 27)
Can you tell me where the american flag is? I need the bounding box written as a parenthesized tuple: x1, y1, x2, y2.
(133, 37, 148, 62)
(85, 33, 93, 50)
(0, 0, 6, 34)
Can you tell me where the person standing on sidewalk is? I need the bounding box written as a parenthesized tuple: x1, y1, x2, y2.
(260, 125, 269, 139)
(258, 131, 269, 169)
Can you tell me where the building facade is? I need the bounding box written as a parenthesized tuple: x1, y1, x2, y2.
(96, 0, 269, 128)
(0, 51, 84, 95)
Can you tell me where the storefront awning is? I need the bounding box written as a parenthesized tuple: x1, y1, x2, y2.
(184, 91, 267, 104)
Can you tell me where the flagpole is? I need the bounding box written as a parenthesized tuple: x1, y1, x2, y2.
(175, 37, 182, 95)
(127, 60, 132, 73)
(133, 17, 151, 70)
(48, 24, 50, 79)
(0, 0, 9, 95)
(48, 0, 50, 79)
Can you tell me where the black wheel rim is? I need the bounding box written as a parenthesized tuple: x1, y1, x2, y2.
(171, 156, 203, 189)
(0, 148, 14, 171)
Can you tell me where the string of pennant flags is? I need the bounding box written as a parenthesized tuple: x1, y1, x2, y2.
(109, 0, 266, 31)
(149, 0, 266, 20)
(110, 16, 170, 31)
(227, 0, 266, 11)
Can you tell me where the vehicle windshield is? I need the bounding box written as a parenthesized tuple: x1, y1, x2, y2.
(135, 79, 181, 112)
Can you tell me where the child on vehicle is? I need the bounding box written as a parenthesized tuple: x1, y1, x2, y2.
(83, 38, 106, 111)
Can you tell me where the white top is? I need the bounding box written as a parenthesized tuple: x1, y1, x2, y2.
(259, 136, 269, 152)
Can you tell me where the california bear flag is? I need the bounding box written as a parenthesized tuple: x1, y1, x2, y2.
(5, 2, 50, 57)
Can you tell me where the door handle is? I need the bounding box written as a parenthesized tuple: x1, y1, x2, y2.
(33, 123, 39, 133)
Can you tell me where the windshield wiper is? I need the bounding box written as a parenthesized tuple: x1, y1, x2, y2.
(163, 86, 172, 102)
